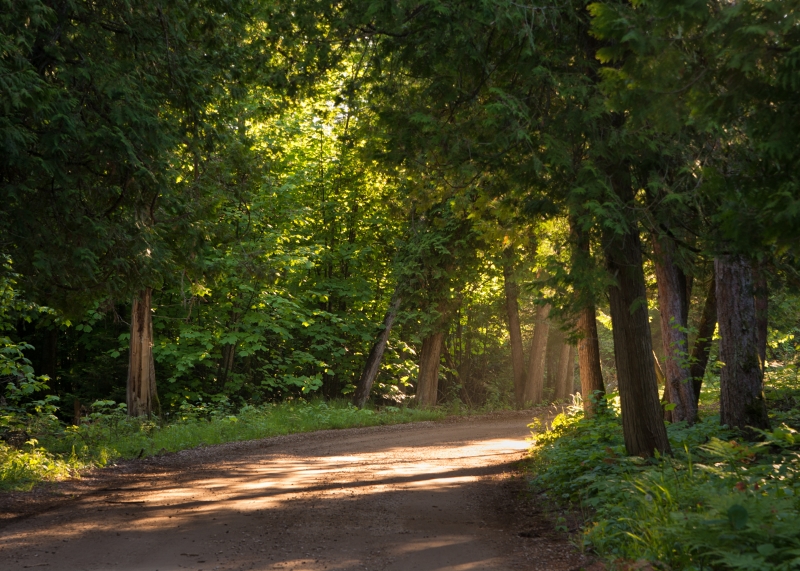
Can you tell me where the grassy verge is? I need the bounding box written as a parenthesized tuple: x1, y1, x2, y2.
(524, 378, 800, 571)
(1, 400, 445, 492)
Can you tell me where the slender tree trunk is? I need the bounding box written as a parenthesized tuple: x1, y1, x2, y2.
(652, 236, 696, 424)
(754, 265, 769, 370)
(353, 295, 402, 408)
(523, 305, 551, 405)
(415, 331, 445, 407)
(219, 344, 235, 384)
(127, 288, 159, 417)
(690, 273, 717, 406)
(576, 306, 605, 415)
(716, 255, 770, 433)
(545, 326, 566, 402)
(654, 351, 672, 422)
(555, 342, 573, 400)
(569, 346, 578, 393)
(502, 251, 527, 408)
(605, 223, 671, 457)
(569, 216, 605, 416)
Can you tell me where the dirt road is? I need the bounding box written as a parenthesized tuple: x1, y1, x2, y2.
(0, 413, 589, 571)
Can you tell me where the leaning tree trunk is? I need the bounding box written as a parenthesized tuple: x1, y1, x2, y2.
(716, 255, 770, 434)
(502, 251, 527, 408)
(522, 304, 551, 405)
(690, 273, 717, 406)
(415, 331, 445, 407)
(555, 342, 573, 401)
(652, 236, 696, 424)
(127, 288, 159, 417)
(606, 224, 671, 457)
(353, 295, 402, 408)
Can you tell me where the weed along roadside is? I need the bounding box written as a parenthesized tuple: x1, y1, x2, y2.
(523, 375, 800, 571)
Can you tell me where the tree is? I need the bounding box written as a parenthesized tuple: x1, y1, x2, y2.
(353, 294, 402, 408)
(502, 248, 527, 408)
(523, 304, 551, 406)
(716, 256, 770, 433)
(652, 235, 696, 424)
(590, 0, 800, 434)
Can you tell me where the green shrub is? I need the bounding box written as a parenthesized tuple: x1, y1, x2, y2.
(525, 396, 800, 570)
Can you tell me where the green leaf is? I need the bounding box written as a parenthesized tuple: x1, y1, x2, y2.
(727, 504, 748, 530)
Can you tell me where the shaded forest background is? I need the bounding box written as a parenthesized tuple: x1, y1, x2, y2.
(1, 0, 799, 457)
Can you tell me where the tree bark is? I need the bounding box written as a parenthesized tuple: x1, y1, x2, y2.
(754, 264, 769, 370)
(545, 326, 566, 402)
(569, 216, 605, 416)
(652, 236, 696, 424)
(523, 304, 551, 405)
(568, 346, 578, 394)
(576, 306, 605, 415)
(127, 288, 159, 417)
(606, 225, 671, 457)
(690, 273, 717, 406)
(716, 255, 770, 433)
(353, 294, 402, 408)
(415, 331, 445, 407)
(555, 342, 573, 400)
(502, 251, 527, 408)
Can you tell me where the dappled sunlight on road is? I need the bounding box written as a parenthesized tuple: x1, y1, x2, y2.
(1, 418, 539, 570)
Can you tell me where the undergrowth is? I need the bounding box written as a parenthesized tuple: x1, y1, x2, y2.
(1, 399, 444, 491)
(526, 378, 800, 571)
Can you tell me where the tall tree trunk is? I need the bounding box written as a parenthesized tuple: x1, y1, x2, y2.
(555, 343, 573, 400)
(605, 223, 671, 457)
(569, 216, 605, 416)
(502, 250, 527, 408)
(523, 305, 551, 405)
(690, 273, 717, 406)
(576, 306, 605, 416)
(754, 264, 769, 370)
(652, 236, 696, 424)
(353, 294, 402, 408)
(415, 331, 445, 407)
(716, 255, 770, 433)
(545, 326, 566, 402)
(127, 288, 159, 417)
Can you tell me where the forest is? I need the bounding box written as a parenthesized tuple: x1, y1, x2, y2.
(1, 0, 800, 569)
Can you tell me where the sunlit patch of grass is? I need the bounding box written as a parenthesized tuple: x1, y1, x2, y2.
(1, 400, 445, 491)
(0, 441, 89, 491)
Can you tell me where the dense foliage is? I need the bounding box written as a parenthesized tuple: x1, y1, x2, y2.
(1, 0, 800, 566)
(528, 365, 800, 570)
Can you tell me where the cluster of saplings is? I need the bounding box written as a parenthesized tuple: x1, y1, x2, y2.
(1, 0, 798, 459)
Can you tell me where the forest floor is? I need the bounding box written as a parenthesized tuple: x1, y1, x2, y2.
(0, 410, 593, 571)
